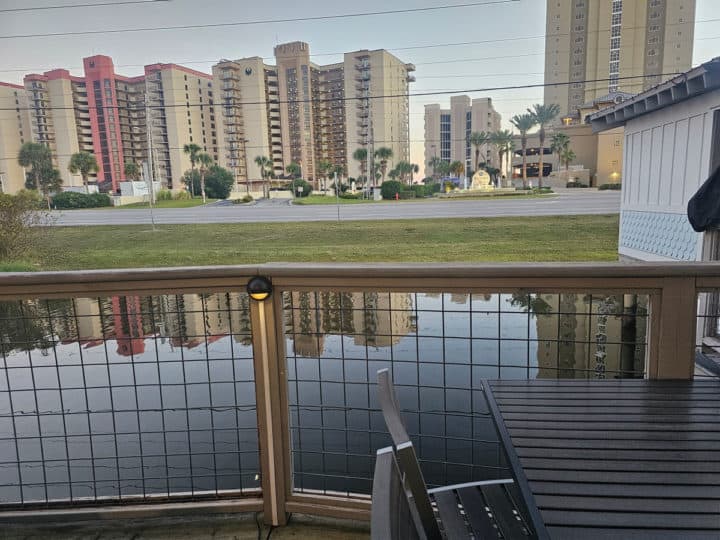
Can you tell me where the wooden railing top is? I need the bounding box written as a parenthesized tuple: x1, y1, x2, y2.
(2, 261, 720, 287)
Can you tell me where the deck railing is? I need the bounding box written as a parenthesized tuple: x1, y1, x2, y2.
(0, 262, 718, 525)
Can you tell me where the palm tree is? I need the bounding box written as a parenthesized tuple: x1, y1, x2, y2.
(528, 103, 561, 188)
(491, 130, 515, 186)
(197, 152, 213, 203)
(374, 147, 393, 185)
(17, 142, 52, 191)
(352, 148, 367, 184)
(550, 133, 571, 176)
(254, 155, 273, 198)
(560, 147, 576, 173)
(510, 113, 537, 188)
(428, 156, 443, 181)
(394, 161, 419, 184)
(317, 159, 334, 191)
(68, 152, 98, 193)
(437, 160, 451, 178)
(183, 143, 201, 196)
(468, 131, 491, 173)
(124, 162, 141, 181)
(286, 162, 301, 179)
(449, 160, 465, 178)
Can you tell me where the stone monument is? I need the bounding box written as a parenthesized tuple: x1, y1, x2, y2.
(470, 169, 494, 191)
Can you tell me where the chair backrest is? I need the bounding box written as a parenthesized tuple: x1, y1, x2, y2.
(371, 447, 422, 540)
(377, 369, 442, 540)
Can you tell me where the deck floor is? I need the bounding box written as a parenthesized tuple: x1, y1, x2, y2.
(486, 379, 720, 540)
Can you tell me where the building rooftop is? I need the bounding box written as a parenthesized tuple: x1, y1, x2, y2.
(589, 56, 720, 132)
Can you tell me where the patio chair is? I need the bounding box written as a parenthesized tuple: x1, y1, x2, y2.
(371, 368, 535, 539)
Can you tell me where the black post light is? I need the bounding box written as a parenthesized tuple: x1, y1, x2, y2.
(247, 276, 273, 301)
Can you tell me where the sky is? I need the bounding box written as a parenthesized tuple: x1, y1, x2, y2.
(1, 0, 719, 168)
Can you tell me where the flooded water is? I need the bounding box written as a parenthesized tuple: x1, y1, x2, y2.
(0, 291, 647, 504)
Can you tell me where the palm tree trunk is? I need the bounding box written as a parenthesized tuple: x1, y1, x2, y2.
(201, 172, 206, 203)
(521, 142, 528, 189)
(474, 148, 479, 174)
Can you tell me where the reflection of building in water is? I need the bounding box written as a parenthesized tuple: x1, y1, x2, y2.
(72, 297, 104, 347)
(161, 293, 234, 349)
(352, 292, 414, 348)
(286, 291, 327, 357)
(285, 291, 416, 356)
(534, 293, 646, 378)
(111, 296, 146, 356)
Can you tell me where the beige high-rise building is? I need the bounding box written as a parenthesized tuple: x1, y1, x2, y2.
(0, 82, 32, 193)
(344, 49, 415, 180)
(213, 57, 283, 187)
(545, 0, 696, 116)
(423, 96, 502, 178)
(145, 63, 217, 188)
(213, 42, 414, 187)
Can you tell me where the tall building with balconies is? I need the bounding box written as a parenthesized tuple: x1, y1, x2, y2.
(19, 56, 215, 193)
(544, 0, 696, 117)
(23, 68, 94, 189)
(423, 96, 502, 178)
(144, 63, 216, 189)
(0, 82, 32, 193)
(345, 49, 415, 180)
(213, 42, 413, 187)
(212, 57, 283, 189)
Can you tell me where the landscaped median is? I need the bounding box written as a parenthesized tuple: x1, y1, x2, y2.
(292, 190, 555, 205)
(5, 214, 619, 270)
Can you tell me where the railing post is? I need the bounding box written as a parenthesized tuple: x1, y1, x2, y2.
(250, 285, 290, 526)
(648, 277, 697, 379)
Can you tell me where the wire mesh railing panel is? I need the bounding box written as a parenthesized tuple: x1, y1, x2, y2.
(0, 292, 259, 508)
(283, 290, 649, 497)
(695, 290, 720, 379)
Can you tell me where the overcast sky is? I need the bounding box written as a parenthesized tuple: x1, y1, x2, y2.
(1, 0, 718, 167)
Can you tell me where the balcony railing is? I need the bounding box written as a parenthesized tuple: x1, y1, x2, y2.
(0, 263, 716, 526)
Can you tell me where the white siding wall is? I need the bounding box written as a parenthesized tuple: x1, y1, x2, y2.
(619, 89, 719, 261)
(623, 90, 719, 213)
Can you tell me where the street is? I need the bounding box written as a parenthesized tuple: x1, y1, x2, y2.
(50, 190, 621, 226)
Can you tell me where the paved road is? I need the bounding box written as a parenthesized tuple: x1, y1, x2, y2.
(50, 190, 621, 226)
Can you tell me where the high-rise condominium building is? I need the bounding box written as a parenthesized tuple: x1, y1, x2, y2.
(0, 82, 32, 193)
(213, 42, 414, 186)
(545, 0, 696, 116)
(21, 55, 215, 192)
(423, 96, 502, 178)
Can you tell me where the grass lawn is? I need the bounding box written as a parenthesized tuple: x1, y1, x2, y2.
(18, 215, 619, 271)
(116, 199, 218, 209)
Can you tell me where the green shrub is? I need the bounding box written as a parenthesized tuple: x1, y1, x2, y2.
(380, 180, 403, 199)
(339, 193, 360, 200)
(426, 182, 442, 195)
(566, 181, 589, 188)
(242, 195, 253, 203)
(599, 183, 622, 190)
(183, 166, 235, 199)
(409, 184, 426, 198)
(398, 191, 416, 199)
(156, 189, 173, 201)
(172, 190, 191, 200)
(0, 191, 47, 260)
(52, 191, 111, 209)
(284, 179, 313, 197)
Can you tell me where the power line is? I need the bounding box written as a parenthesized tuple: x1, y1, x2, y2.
(0, 0, 170, 13)
(2, 73, 683, 112)
(0, 0, 519, 40)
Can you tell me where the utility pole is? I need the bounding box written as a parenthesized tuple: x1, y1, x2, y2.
(334, 171, 340, 222)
